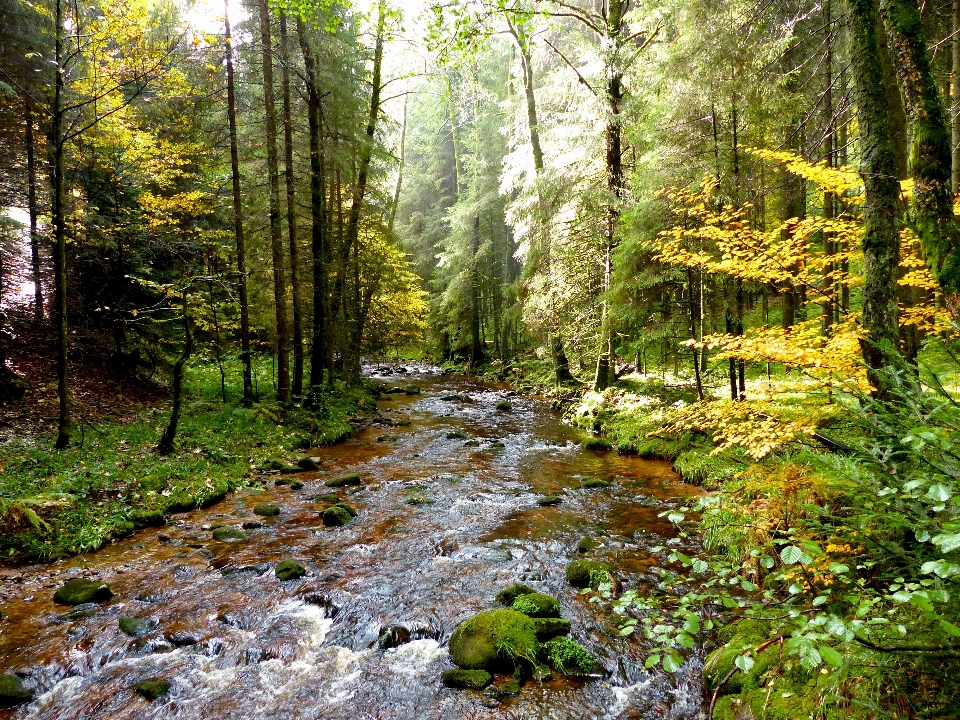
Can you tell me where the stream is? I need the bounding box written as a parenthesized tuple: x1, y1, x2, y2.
(0, 367, 706, 719)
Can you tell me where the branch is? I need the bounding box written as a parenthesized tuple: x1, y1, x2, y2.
(708, 636, 785, 720)
(543, 38, 597, 96)
(853, 635, 960, 657)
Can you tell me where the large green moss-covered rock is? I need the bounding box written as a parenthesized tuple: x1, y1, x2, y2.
(275, 559, 306, 581)
(0, 675, 32, 707)
(253, 503, 281, 517)
(119, 616, 156, 637)
(531, 618, 571, 642)
(212, 526, 247, 542)
(511, 592, 561, 619)
(541, 637, 597, 676)
(703, 620, 779, 697)
(325, 473, 363, 488)
(441, 669, 492, 690)
(565, 559, 612, 589)
(53, 578, 113, 605)
(322, 505, 353, 526)
(494, 583, 536, 606)
(449, 609, 539, 672)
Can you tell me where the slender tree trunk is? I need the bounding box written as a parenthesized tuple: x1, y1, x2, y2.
(157, 305, 193, 455)
(823, 0, 836, 332)
(953, 0, 960, 193)
(258, 0, 291, 404)
(848, 0, 904, 396)
(298, 20, 328, 389)
(470, 214, 483, 367)
(688, 269, 704, 400)
(279, 14, 303, 399)
(24, 95, 43, 323)
(880, 0, 960, 295)
(388, 95, 407, 234)
(225, 0, 253, 406)
(51, 0, 72, 450)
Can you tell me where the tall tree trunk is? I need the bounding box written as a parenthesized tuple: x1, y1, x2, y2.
(823, 0, 836, 332)
(279, 14, 303, 399)
(24, 95, 43, 324)
(298, 20, 328, 389)
(225, 0, 253, 407)
(157, 305, 193, 455)
(50, 0, 72, 449)
(258, 0, 291, 404)
(470, 214, 483, 367)
(953, 0, 960, 192)
(880, 0, 960, 295)
(388, 95, 407, 234)
(848, 0, 904, 396)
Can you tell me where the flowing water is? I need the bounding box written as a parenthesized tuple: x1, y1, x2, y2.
(0, 367, 706, 720)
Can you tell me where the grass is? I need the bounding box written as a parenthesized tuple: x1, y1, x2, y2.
(0, 355, 376, 563)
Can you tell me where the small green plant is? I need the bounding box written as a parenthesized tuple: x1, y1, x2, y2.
(541, 637, 597, 675)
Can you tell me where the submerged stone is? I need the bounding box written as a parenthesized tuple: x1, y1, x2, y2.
(322, 505, 353, 527)
(565, 559, 612, 589)
(119, 616, 156, 637)
(446, 430, 468, 440)
(377, 625, 411, 649)
(532, 617, 572, 642)
(495, 583, 537, 606)
(253, 503, 281, 517)
(314, 493, 340, 503)
(441, 668, 492, 690)
(581, 477, 612, 489)
(275, 559, 306, 581)
(0, 675, 33, 707)
(53, 578, 113, 606)
(449, 609, 539, 671)
(495, 400, 513, 411)
(536, 495, 562, 506)
(133, 679, 171, 700)
(577, 536, 601, 553)
(511, 592, 562, 619)
(325, 473, 363, 488)
(297, 457, 321, 471)
(211, 526, 247, 542)
(404, 385, 421, 395)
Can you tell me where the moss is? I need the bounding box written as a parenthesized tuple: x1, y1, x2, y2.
(133, 679, 171, 700)
(448, 609, 540, 671)
(130, 509, 165, 529)
(0, 675, 33, 707)
(581, 437, 612, 451)
(494, 679, 520, 696)
(322, 505, 353, 527)
(673, 448, 742, 488)
(704, 620, 778, 696)
(211, 526, 247, 542)
(289, 480, 304, 490)
(446, 430, 468, 440)
(315, 493, 340, 503)
(53, 578, 113, 605)
(441, 669, 492, 690)
(541, 637, 597, 675)
(536, 495, 562, 506)
(275, 559, 306, 581)
(511, 592, 562, 619)
(531, 617, 571, 641)
(577, 536, 600, 553)
(384, 387, 406, 394)
(404, 385, 421, 395)
(404, 495, 433, 506)
(335, 502, 358, 517)
(495, 583, 537, 605)
(565, 559, 612, 589)
(325, 473, 363, 488)
(581, 477, 612, 489)
(495, 400, 513, 411)
(297, 457, 320, 471)
(253, 503, 281, 517)
(119, 616, 155, 636)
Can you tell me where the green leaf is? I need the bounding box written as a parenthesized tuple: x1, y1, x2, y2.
(676, 632, 696, 649)
(645, 654, 661, 669)
(692, 559, 709, 573)
(734, 654, 755, 673)
(940, 620, 960, 637)
(812, 595, 828, 606)
(927, 484, 953, 502)
(819, 644, 844, 667)
(667, 512, 685, 524)
(932, 532, 960, 553)
(781, 546, 804, 564)
(760, 555, 775, 569)
(661, 653, 681, 673)
(741, 579, 758, 592)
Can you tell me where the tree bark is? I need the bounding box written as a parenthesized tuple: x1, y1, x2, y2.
(258, 0, 291, 404)
(225, 0, 253, 407)
(880, 0, 960, 295)
(24, 95, 43, 324)
(157, 304, 193, 455)
(279, 14, 303, 399)
(953, 0, 960, 193)
(848, 0, 904, 396)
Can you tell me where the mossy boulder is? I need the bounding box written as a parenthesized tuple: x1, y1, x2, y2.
(384, 387, 406, 394)
(315, 493, 340, 503)
(565, 559, 612, 589)
(441, 668, 492, 690)
(541, 637, 597, 676)
(582, 437, 612, 451)
(253, 503, 281, 517)
(53, 578, 113, 605)
(133, 679, 171, 700)
(581, 477, 612, 489)
(404, 385, 421, 395)
(297, 457, 321, 471)
(322, 505, 354, 527)
(495, 400, 513, 411)
(130, 509, 165, 528)
(532, 618, 571, 642)
(275, 559, 306, 581)
(703, 620, 779, 697)
(119, 616, 156, 637)
(212, 526, 247, 542)
(289, 480, 304, 490)
(449, 609, 539, 671)
(335, 502, 358, 517)
(325, 473, 363, 488)
(495, 583, 537, 606)
(446, 430, 468, 440)
(511, 592, 561, 619)
(0, 675, 33, 707)
(577, 536, 600, 553)
(536, 495, 562, 506)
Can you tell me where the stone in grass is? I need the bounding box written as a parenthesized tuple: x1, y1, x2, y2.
(581, 437, 612, 451)
(581, 477, 612, 489)
(322, 505, 354, 527)
(536, 495, 562, 506)
(565, 559, 612, 589)
(253, 503, 281, 517)
(133, 679, 171, 700)
(0, 675, 33, 707)
(275, 559, 306, 581)
(511, 592, 562, 619)
(495, 400, 513, 411)
(325, 473, 363, 488)
(53, 578, 113, 606)
(212, 526, 247, 542)
(577, 536, 600, 553)
(119, 616, 156, 637)
(449, 609, 539, 672)
(532, 618, 571, 642)
(441, 669, 492, 690)
(494, 583, 537, 606)
(541, 637, 598, 676)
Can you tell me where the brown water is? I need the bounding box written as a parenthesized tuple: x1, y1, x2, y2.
(0, 367, 706, 720)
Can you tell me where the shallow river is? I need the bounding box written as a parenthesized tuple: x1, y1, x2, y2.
(0, 367, 705, 719)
